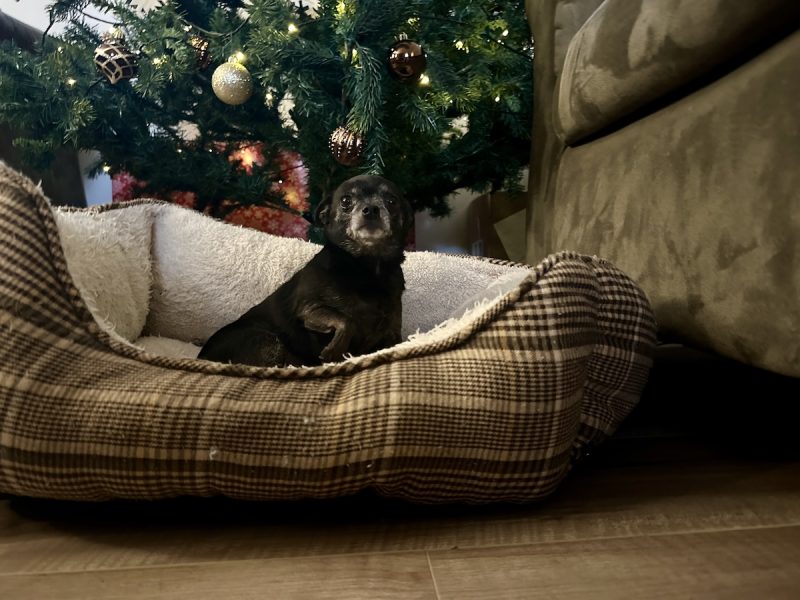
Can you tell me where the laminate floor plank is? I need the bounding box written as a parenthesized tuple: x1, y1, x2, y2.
(0, 551, 437, 600)
(429, 525, 800, 600)
(1, 458, 798, 575)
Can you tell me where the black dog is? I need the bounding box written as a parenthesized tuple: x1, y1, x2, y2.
(198, 175, 414, 367)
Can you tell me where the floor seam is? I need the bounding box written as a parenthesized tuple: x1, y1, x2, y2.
(426, 551, 442, 600)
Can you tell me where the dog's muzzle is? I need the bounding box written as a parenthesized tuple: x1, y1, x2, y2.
(349, 204, 390, 243)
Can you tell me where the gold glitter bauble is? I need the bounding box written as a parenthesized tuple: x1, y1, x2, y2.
(211, 60, 253, 105)
(329, 126, 364, 166)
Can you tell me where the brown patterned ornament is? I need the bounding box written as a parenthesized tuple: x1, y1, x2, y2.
(189, 35, 211, 70)
(94, 31, 139, 84)
(329, 126, 364, 166)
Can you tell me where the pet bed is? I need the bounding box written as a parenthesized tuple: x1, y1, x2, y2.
(0, 163, 656, 503)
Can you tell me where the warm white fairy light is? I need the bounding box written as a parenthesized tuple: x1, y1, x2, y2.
(288, 23, 299, 34)
(234, 51, 246, 62)
(102, 165, 111, 173)
(502, 29, 509, 37)
(494, 95, 501, 102)
(66, 78, 77, 86)
(420, 74, 431, 86)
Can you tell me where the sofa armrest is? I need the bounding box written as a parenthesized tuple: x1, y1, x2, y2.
(525, 0, 604, 262)
(0, 9, 43, 51)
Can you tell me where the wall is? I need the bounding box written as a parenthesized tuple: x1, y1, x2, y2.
(415, 189, 481, 254)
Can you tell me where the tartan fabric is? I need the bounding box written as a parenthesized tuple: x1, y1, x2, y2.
(0, 164, 656, 503)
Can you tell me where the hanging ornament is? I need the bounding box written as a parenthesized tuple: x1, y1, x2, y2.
(487, 4, 503, 19)
(189, 35, 211, 70)
(94, 28, 139, 85)
(329, 126, 364, 166)
(387, 36, 427, 84)
(212, 56, 253, 105)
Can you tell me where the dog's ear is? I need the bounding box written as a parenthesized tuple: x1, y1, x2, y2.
(314, 196, 332, 226)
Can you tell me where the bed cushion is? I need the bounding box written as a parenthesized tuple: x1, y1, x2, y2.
(556, 0, 800, 144)
(0, 163, 656, 503)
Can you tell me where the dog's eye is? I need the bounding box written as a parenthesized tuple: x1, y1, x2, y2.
(384, 196, 395, 205)
(339, 196, 352, 210)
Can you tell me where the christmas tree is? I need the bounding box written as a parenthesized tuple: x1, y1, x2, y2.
(0, 0, 532, 229)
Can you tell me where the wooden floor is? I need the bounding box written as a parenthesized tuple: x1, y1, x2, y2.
(1, 347, 799, 599)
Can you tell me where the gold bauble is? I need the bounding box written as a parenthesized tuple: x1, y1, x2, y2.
(211, 60, 253, 105)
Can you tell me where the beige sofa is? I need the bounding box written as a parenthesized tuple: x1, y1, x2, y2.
(525, 0, 800, 377)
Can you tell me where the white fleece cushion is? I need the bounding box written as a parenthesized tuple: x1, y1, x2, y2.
(135, 335, 201, 358)
(145, 206, 317, 343)
(402, 252, 528, 336)
(52, 202, 529, 353)
(54, 205, 155, 342)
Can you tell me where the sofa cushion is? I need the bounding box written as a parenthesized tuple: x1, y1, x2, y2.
(556, 0, 800, 144)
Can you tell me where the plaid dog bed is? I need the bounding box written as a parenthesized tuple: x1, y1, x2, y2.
(0, 163, 656, 503)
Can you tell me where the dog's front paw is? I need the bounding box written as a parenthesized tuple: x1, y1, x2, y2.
(319, 343, 345, 363)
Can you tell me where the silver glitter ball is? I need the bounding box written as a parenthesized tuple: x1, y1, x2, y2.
(211, 61, 253, 105)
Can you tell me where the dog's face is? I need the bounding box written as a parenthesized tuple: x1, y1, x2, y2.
(316, 175, 413, 259)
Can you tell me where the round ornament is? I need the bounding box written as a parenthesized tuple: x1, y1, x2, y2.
(94, 30, 139, 85)
(211, 58, 253, 105)
(387, 38, 427, 83)
(189, 35, 211, 70)
(329, 126, 364, 166)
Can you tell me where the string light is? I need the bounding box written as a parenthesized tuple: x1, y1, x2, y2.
(66, 78, 77, 86)
(287, 23, 299, 34)
(502, 29, 509, 37)
(234, 51, 246, 62)
(419, 74, 431, 86)
(494, 95, 501, 102)
(102, 165, 111, 173)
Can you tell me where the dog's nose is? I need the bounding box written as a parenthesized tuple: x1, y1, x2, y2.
(362, 205, 379, 218)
